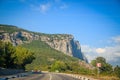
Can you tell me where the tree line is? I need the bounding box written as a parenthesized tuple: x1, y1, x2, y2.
(50, 60, 92, 75)
(91, 57, 120, 79)
(50, 57, 120, 79)
(0, 40, 34, 69)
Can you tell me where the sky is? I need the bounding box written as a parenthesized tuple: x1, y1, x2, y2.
(0, 0, 120, 66)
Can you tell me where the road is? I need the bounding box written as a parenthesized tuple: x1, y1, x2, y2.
(11, 73, 80, 80)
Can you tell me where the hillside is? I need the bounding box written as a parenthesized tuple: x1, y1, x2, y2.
(21, 40, 79, 70)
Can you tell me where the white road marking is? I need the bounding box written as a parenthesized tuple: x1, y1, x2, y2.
(49, 73, 52, 80)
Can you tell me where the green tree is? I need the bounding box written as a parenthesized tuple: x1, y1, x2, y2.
(91, 60, 97, 67)
(13, 46, 34, 69)
(70, 62, 80, 73)
(0, 40, 5, 67)
(51, 61, 67, 72)
(0, 41, 16, 68)
(4, 42, 16, 68)
(114, 65, 120, 78)
(91, 57, 112, 75)
(96, 57, 106, 63)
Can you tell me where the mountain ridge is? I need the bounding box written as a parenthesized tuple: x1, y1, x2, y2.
(0, 24, 87, 62)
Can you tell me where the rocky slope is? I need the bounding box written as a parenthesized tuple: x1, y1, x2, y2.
(0, 24, 87, 62)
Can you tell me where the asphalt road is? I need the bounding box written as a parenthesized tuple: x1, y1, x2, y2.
(11, 73, 80, 80)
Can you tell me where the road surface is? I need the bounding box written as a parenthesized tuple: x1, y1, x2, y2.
(11, 73, 80, 80)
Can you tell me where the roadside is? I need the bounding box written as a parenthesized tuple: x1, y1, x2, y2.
(0, 68, 24, 76)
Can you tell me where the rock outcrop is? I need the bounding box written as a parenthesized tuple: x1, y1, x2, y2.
(0, 25, 87, 62)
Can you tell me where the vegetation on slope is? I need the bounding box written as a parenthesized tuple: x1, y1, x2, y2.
(0, 40, 34, 69)
(21, 40, 78, 70)
(0, 24, 27, 33)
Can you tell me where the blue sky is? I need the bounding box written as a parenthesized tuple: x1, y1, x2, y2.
(0, 0, 120, 65)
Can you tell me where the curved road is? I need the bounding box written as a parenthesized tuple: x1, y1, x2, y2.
(12, 73, 80, 80)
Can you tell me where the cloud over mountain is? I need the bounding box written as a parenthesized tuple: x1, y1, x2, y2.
(81, 36, 120, 66)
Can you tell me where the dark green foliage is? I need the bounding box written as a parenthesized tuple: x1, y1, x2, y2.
(114, 65, 120, 78)
(0, 40, 34, 69)
(4, 42, 16, 68)
(0, 41, 15, 68)
(68, 62, 92, 75)
(51, 61, 68, 72)
(91, 60, 96, 67)
(0, 40, 5, 67)
(47, 60, 93, 75)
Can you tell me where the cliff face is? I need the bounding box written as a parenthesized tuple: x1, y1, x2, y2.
(0, 25, 87, 62)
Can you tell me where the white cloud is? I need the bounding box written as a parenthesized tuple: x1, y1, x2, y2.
(39, 3, 51, 14)
(30, 3, 51, 14)
(81, 36, 120, 66)
(28, 0, 68, 14)
(81, 45, 96, 53)
(112, 36, 120, 44)
(103, 46, 120, 61)
(81, 45, 97, 62)
(96, 48, 105, 53)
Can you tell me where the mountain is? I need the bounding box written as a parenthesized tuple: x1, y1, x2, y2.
(0, 24, 87, 62)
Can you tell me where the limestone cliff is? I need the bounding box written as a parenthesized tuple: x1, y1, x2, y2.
(0, 25, 87, 62)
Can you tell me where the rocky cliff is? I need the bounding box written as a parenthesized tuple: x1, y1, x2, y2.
(0, 25, 87, 62)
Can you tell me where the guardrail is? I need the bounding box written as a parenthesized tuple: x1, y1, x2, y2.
(55, 73, 98, 80)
